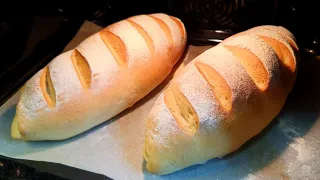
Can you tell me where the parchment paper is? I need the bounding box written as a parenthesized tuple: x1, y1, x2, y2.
(1, 21, 320, 180)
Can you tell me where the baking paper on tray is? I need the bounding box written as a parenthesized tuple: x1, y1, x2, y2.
(1, 20, 320, 180)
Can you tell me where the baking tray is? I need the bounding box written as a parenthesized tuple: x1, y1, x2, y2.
(0, 21, 320, 180)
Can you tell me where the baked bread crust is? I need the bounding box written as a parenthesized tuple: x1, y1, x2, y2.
(143, 25, 298, 175)
(11, 13, 187, 141)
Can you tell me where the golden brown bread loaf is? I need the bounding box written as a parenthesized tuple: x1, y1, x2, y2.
(143, 25, 299, 175)
(11, 13, 187, 141)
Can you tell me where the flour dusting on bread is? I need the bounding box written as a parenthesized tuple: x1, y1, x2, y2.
(144, 25, 299, 175)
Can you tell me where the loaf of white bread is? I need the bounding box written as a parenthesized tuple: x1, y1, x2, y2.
(143, 25, 299, 175)
(11, 13, 187, 141)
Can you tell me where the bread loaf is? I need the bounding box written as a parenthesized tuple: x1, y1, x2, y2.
(11, 13, 187, 141)
(143, 25, 299, 175)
